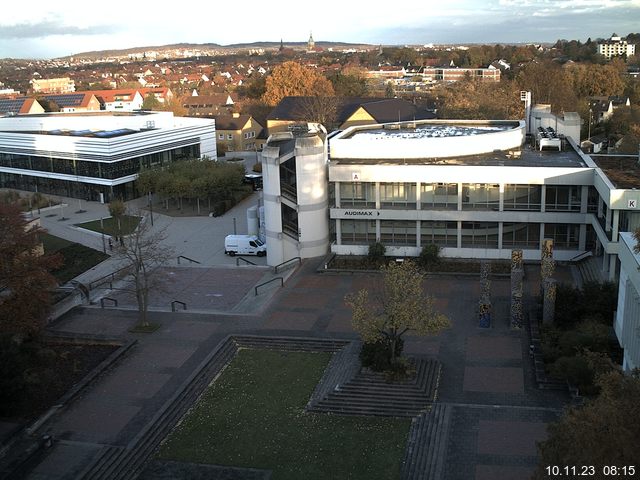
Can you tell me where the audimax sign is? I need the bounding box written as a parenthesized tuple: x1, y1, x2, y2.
(344, 210, 380, 216)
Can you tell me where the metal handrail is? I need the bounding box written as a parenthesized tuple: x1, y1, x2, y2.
(568, 251, 593, 263)
(255, 277, 283, 295)
(100, 297, 118, 308)
(177, 255, 201, 265)
(89, 266, 129, 291)
(274, 257, 301, 274)
(171, 300, 187, 312)
(236, 257, 257, 266)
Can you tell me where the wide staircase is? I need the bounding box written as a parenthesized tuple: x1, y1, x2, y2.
(401, 404, 452, 480)
(308, 357, 442, 417)
(576, 256, 604, 284)
(76, 335, 348, 480)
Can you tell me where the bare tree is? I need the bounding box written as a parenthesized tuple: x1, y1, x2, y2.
(297, 96, 341, 129)
(115, 214, 174, 327)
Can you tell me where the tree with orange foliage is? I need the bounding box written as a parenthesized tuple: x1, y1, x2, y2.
(0, 203, 60, 338)
(261, 61, 334, 106)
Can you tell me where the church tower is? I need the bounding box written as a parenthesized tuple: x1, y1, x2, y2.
(308, 32, 315, 51)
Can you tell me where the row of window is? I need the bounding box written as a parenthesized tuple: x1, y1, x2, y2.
(337, 182, 597, 212)
(217, 131, 256, 141)
(0, 146, 199, 180)
(339, 219, 586, 250)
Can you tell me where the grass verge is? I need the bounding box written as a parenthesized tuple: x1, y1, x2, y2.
(75, 215, 141, 236)
(42, 233, 109, 284)
(158, 349, 410, 480)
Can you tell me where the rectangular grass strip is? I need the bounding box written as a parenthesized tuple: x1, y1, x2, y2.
(158, 349, 410, 480)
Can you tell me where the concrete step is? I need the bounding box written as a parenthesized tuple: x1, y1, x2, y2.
(233, 335, 349, 353)
(402, 403, 452, 480)
(80, 337, 239, 480)
(309, 358, 441, 418)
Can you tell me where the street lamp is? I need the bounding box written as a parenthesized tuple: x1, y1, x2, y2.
(148, 191, 154, 226)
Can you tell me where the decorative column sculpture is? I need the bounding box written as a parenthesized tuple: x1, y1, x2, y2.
(479, 261, 491, 328)
(540, 238, 555, 297)
(542, 278, 557, 324)
(510, 249, 524, 329)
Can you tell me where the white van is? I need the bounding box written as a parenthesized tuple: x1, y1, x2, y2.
(224, 235, 266, 257)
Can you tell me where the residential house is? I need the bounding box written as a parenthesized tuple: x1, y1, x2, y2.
(40, 92, 101, 113)
(0, 97, 45, 115)
(88, 89, 144, 111)
(138, 87, 174, 105)
(183, 94, 237, 117)
(589, 96, 631, 123)
(266, 97, 436, 134)
(214, 113, 263, 152)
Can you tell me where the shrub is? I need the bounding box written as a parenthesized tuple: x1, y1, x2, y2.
(550, 355, 594, 393)
(419, 244, 441, 270)
(0, 337, 27, 413)
(557, 320, 611, 356)
(252, 162, 263, 173)
(554, 281, 618, 329)
(360, 337, 404, 372)
(367, 242, 386, 266)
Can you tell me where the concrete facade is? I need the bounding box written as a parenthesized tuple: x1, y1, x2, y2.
(260, 117, 640, 280)
(261, 126, 329, 266)
(614, 232, 640, 372)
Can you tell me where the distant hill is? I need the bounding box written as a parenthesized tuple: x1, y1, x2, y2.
(62, 41, 374, 60)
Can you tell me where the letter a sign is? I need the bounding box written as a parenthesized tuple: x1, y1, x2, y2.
(352, 172, 360, 181)
(629, 199, 637, 209)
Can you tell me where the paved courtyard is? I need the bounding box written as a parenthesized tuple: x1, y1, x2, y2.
(4, 192, 574, 480)
(19, 258, 572, 480)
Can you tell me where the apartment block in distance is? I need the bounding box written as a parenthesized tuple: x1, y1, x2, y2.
(597, 35, 636, 59)
(30, 77, 76, 94)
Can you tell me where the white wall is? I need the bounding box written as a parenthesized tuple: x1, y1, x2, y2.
(615, 232, 640, 372)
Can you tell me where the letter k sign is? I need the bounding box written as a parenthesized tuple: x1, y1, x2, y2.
(629, 199, 637, 208)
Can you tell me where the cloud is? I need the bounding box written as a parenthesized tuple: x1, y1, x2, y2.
(0, 20, 116, 39)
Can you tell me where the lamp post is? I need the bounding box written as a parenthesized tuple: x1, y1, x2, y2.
(100, 217, 106, 254)
(588, 108, 592, 141)
(148, 191, 154, 226)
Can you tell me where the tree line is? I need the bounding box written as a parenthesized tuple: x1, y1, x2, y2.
(137, 159, 249, 216)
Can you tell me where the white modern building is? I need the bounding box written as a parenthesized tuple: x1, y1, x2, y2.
(614, 232, 640, 372)
(260, 117, 640, 280)
(0, 111, 216, 202)
(261, 125, 329, 266)
(597, 36, 636, 59)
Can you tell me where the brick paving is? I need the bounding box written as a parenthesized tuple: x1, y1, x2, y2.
(18, 259, 573, 479)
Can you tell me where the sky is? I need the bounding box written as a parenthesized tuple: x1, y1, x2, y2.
(1, 0, 639, 59)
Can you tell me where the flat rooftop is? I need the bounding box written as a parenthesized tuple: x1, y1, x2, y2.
(592, 155, 640, 189)
(1, 128, 143, 138)
(344, 123, 512, 140)
(330, 143, 587, 168)
(21, 111, 155, 118)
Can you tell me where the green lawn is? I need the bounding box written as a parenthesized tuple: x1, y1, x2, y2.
(158, 349, 410, 480)
(42, 233, 109, 284)
(74, 215, 140, 236)
(41, 233, 73, 253)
